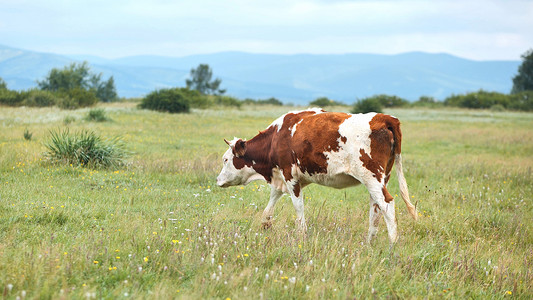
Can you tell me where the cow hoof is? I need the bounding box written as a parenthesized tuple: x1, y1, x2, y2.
(262, 221, 272, 229)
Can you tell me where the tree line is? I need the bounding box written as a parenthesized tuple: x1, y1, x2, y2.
(1, 49, 532, 112)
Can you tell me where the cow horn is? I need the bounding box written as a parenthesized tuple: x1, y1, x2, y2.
(224, 138, 230, 145)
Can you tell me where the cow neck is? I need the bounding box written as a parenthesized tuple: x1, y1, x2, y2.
(243, 127, 275, 182)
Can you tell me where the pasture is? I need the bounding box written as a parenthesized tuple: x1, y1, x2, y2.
(0, 103, 532, 299)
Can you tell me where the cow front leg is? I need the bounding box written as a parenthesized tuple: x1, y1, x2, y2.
(261, 186, 283, 229)
(287, 181, 307, 234)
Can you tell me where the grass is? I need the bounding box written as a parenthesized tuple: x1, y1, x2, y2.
(43, 128, 128, 168)
(0, 104, 532, 299)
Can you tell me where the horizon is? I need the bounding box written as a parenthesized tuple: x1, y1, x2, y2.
(1, 43, 521, 63)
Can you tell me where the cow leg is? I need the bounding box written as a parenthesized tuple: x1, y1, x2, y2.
(367, 200, 382, 243)
(261, 186, 283, 229)
(367, 184, 397, 244)
(287, 182, 307, 234)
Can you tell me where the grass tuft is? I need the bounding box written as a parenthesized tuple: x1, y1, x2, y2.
(43, 128, 128, 168)
(85, 108, 109, 122)
(23, 128, 33, 141)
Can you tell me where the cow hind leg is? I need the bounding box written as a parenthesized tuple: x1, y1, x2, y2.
(367, 183, 398, 244)
(261, 186, 283, 229)
(367, 199, 382, 243)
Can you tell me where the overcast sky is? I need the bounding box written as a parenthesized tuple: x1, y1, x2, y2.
(1, 0, 531, 60)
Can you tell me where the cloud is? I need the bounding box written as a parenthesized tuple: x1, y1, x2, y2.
(0, 0, 531, 60)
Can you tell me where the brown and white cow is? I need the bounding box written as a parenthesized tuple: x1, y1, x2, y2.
(217, 108, 417, 243)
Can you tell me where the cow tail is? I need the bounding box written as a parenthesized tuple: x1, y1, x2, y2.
(389, 117, 418, 221)
(395, 153, 418, 220)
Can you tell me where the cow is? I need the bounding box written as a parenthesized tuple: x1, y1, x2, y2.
(216, 108, 417, 243)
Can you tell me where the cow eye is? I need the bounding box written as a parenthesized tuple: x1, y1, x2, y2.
(224, 158, 228, 163)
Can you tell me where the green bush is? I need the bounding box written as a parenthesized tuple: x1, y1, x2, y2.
(412, 96, 444, 108)
(0, 89, 24, 106)
(444, 90, 509, 109)
(182, 89, 212, 109)
(53, 88, 99, 109)
(243, 97, 283, 106)
(213, 95, 242, 108)
(309, 97, 345, 107)
(366, 94, 409, 108)
(85, 108, 109, 122)
(44, 129, 128, 168)
(508, 91, 533, 111)
(22, 89, 58, 107)
(351, 98, 383, 113)
(139, 88, 191, 113)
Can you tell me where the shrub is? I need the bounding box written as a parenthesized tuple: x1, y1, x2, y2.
(309, 97, 345, 107)
(352, 98, 383, 113)
(44, 129, 128, 168)
(444, 90, 509, 109)
(412, 96, 444, 108)
(508, 91, 533, 111)
(22, 89, 58, 107)
(242, 97, 283, 106)
(85, 108, 109, 122)
(366, 94, 409, 108)
(139, 88, 190, 113)
(0, 89, 24, 106)
(182, 89, 212, 109)
(55, 88, 99, 109)
(214, 95, 242, 108)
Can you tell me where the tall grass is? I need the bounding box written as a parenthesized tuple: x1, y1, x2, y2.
(43, 129, 128, 168)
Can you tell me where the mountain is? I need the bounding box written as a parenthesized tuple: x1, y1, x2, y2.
(0, 44, 520, 104)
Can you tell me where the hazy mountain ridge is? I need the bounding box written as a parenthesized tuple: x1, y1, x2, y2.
(0, 45, 520, 104)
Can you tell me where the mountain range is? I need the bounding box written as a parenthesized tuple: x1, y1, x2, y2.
(0, 44, 520, 104)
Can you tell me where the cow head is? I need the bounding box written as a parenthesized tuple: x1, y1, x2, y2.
(217, 138, 255, 187)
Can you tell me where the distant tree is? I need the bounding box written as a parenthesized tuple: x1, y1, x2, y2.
(185, 64, 225, 95)
(94, 76, 118, 102)
(309, 96, 345, 107)
(38, 62, 90, 91)
(38, 62, 118, 102)
(0, 77, 7, 90)
(512, 49, 533, 94)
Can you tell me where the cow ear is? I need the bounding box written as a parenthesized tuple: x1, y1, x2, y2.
(234, 139, 246, 157)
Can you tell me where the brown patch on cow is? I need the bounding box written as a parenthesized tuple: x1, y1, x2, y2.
(293, 182, 301, 197)
(340, 136, 347, 143)
(382, 187, 394, 203)
(373, 203, 380, 213)
(231, 126, 278, 181)
(233, 139, 246, 157)
(360, 114, 403, 182)
(359, 148, 383, 182)
(284, 112, 351, 176)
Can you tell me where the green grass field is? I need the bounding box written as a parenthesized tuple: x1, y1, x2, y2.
(1, 103, 532, 299)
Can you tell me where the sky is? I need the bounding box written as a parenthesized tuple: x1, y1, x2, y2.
(0, 0, 531, 61)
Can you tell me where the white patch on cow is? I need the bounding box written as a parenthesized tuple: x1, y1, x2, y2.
(290, 119, 303, 137)
(217, 145, 261, 187)
(268, 108, 324, 132)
